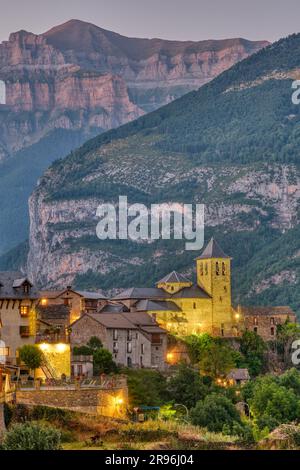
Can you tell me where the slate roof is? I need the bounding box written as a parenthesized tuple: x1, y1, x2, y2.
(112, 287, 169, 300)
(156, 271, 191, 285)
(0, 271, 38, 299)
(196, 238, 230, 260)
(135, 299, 181, 312)
(87, 313, 137, 329)
(171, 285, 211, 299)
(76, 290, 107, 300)
(227, 368, 250, 381)
(99, 302, 128, 313)
(121, 311, 160, 327)
(37, 304, 70, 320)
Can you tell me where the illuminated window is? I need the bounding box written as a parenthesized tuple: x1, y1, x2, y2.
(20, 306, 29, 317)
(254, 317, 258, 326)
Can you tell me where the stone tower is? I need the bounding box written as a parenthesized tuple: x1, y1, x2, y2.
(196, 238, 233, 336)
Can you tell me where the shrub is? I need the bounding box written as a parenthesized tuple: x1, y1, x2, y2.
(1, 422, 62, 450)
(190, 393, 242, 433)
(168, 364, 210, 408)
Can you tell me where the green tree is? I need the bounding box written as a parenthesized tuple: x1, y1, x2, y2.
(168, 364, 210, 408)
(125, 369, 169, 407)
(190, 393, 242, 433)
(87, 336, 103, 350)
(1, 422, 61, 450)
(19, 345, 43, 378)
(199, 342, 235, 379)
(185, 334, 213, 363)
(240, 331, 267, 376)
(249, 375, 300, 430)
(93, 348, 118, 375)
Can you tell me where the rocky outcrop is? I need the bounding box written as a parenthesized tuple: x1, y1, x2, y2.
(0, 21, 268, 160)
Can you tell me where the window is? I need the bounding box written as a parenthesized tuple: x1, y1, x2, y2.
(127, 330, 132, 341)
(20, 326, 30, 337)
(113, 342, 118, 353)
(270, 317, 275, 325)
(254, 327, 258, 333)
(224, 286, 227, 293)
(221, 323, 224, 337)
(64, 298, 70, 306)
(127, 357, 132, 367)
(127, 342, 132, 353)
(254, 317, 258, 326)
(77, 365, 83, 376)
(0, 346, 9, 357)
(271, 327, 275, 336)
(20, 306, 29, 317)
(113, 329, 118, 340)
(222, 262, 226, 276)
(199, 263, 204, 276)
(193, 302, 196, 309)
(141, 344, 145, 355)
(216, 262, 220, 276)
(23, 283, 30, 295)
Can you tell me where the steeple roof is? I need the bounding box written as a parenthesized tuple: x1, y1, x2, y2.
(196, 238, 230, 260)
(156, 271, 191, 285)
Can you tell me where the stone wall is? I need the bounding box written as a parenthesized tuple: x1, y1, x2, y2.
(16, 383, 128, 418)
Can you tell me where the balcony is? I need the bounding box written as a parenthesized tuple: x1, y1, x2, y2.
(35, 332, 69, 344)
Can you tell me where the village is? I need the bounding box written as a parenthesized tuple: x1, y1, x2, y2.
(0, 238, 300, 450)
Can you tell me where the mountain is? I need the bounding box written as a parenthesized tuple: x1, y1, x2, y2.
(26, 32, 300, 314)
(0, 20, 267, 255)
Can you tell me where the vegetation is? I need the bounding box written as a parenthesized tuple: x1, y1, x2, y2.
(72, 337, 118, 374)
(0, 422, 61, 450)
(18, 345, 43, 377)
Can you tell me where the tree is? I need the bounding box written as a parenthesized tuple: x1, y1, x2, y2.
(0, 422, 61, 450)
(249, 375, 300, 430)
(240, 331, 267, 376)
(125, 369, 169, 407)
(87, 336, 103, 350)
(19, 345, 43, 378)
(185, 334, 213, 363)
(276, 322, 300, 366)
(93, 348, 118, 375)
(199, 342, 235, 379)
(168, 364, 210, 408)
(190, 393, 242, 433)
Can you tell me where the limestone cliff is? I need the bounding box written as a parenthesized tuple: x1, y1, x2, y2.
(0, 20, 268, 160)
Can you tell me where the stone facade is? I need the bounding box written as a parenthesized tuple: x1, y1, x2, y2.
(241, 306, 297, 341)
(70, 313, 167, 370)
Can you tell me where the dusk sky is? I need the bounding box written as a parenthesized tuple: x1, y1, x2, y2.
(0, 0, 300, 43)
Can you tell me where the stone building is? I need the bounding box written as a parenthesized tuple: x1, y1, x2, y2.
(0, 272, 39, 363)
(39, 287, 107, 324)
(240, 306, 296, 341)
(112, 238, 297, 342)
(70, 311, 167, 370)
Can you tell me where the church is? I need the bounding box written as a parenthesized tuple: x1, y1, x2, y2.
(113, 238, 296, 340)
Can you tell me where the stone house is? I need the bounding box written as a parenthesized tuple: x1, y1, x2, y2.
(70, 312, 167, 370)
(0, 272, 39, 364)
(39, 287, 107, 324)
(240, 306, 296, 341)
(226, 368, 250, 386)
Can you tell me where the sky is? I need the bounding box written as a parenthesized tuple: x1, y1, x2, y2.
(0, 0, 300, 44)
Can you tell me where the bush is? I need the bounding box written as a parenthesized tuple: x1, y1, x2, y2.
(168, 364, 210, 408)
(30, 406, 72, 425)
(190, 393, 242, 433)
(1, 422, 62, 450)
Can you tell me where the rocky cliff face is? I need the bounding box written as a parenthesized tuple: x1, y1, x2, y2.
(0, 20, 268, 160)
(27, 162, 300, 289)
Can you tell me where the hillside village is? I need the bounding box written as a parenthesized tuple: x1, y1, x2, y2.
(0, 238, 297, 402)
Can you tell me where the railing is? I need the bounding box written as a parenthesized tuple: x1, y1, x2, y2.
(35, 333, 69, 344)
